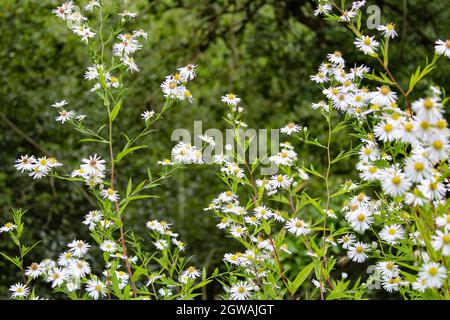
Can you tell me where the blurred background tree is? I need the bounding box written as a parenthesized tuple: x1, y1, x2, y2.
(0, 0, 448, 298)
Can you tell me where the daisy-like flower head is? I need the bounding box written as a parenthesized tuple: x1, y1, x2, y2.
(345, 209, 373, 233)
(199, 134, 216, 147)
(380, 166, 412, 197)
(431, 230, 450, 256)
(436, 213, 450, 231)
(354, 35, 379, 55)
(426, 134, 450, 163)
(379, 224, 405, 244)
(101, 188, 120, 202)
(412, 277, 428, 292)
(373, 121, 398, 142)
(313, 3, 332, 16)
(100, 240, 117, 253)
(154, 239, 168, 250)
(377, 23, 398, 39)
(338, 234, 356, 249)
(52, 1, 74, 20)
(81, 154, 106, 174)
(9, 283, 29, 298)
(177, 64, 197, 81)
(382, 275, 404, 292)
(413, 97, 443, 123)
(327, 51, 345, 66)
(14, 155, 36, 172)
(141, 110, 155, 122)
(230, 225, 247, 238)
(281, 122, 302, 135)
(339, 10, 356, 22)
(347, 241, 370, 263)
(285, 218, 310, 236)
(181, 266, 200, 280)
(86, 278, 106, 300)
(371, 86, 397, 107)
(418, 262, 447, 288)
(47, 268, 67, 288)
(51, 100, 68, 108)
(0, 222, 17, 233)
(57, 251, 74, 267)
(55, 109, 76, 123)
(376, 261, 400, 278)
(435, 39, 450, 58)
(84, 0, 100, 12)
(230, 281, 253, 300)
(67, 240, 91, 258)
(221, 93, 241, 106)
(25, 262, 43, 279)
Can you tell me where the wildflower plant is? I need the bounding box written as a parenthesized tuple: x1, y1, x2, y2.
(2, 0, 450, 301)
(4, 0, 213, 300)
(200, 0, 450, 300)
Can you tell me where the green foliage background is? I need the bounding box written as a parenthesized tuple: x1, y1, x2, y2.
(0, 0, 449, 298)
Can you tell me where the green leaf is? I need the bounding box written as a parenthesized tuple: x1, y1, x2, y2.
(79, 138, 109, 144)
(131, 267, 147, 282)
(0, 252, 21, 268)
(289, 262, 315, 294)
(126, 178, 133, 197)
(115, 145, 147, 163)
(110, 100, 123, 122)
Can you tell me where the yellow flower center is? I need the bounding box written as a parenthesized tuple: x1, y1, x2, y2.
(388, 228, 396, 235)
(428, 267, 438, 276)
(443, 235, 450, 244)
(356, 246, 364, 253)
(414, 163, 424, 171)
(433, 140, 443, 150)
(369, 166, 377, 174)
(392, 176, 401, 185)
(380, 86, 391, 96)
(436, 119, 447, 129)
(404, 123, 413, 132)
(295, 221, 304, 228)
(420, 121, 430, 130)
(384, 123, 393, 132)
(357, 213, 365, 222)
(424, 98, 434, 109)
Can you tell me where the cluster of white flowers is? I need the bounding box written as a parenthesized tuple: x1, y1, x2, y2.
(53, 1, 96, 43)
(71, 153, 105, 186)
(161, 64, 197, 102)
(269, 143, 298, 166)
(15, 155, 62, 179)
(358, 87, 449, 204)
(171, 142, 203, 164)
(51, 100, 86, 124)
